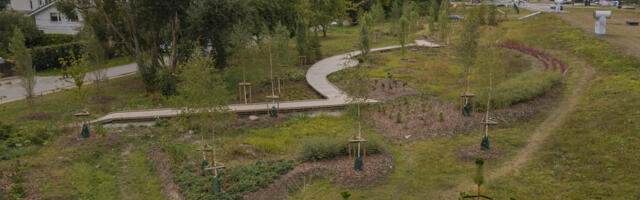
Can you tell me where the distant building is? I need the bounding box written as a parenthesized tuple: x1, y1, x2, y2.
(7, 0, 82, 35)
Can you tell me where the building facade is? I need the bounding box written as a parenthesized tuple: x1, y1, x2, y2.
(7, 0, 82, 35)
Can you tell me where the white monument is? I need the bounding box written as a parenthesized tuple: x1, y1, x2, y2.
(593, 10, 612, 36)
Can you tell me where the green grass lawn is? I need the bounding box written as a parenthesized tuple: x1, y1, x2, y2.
(292, 12, 640, 199)
(36, 57, 136, 77)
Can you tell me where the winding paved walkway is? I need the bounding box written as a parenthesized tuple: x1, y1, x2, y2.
(91, 40, 440, 124)
(0, 63, 138, 104)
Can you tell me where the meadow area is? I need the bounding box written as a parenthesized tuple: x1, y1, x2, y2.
(1, 3, 639, 200)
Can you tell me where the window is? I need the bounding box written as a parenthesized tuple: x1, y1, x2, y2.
(50, 12, 60, 22)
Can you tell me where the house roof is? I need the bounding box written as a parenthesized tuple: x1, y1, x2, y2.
(28, 1, 57, 17)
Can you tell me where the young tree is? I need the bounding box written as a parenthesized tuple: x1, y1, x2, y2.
(370, 2, 385, 42)
(82, 27, 108, 99)
(458, 6, 481, 94)
(473, 158, 486, 198)
(296, 20, 309, 62)
(344, 55, 370, 170)
(487, 5, 498, 26)
(8, 28, 36, 111)
(398, 16, 410, 56)
(59, 50, 89, 106)
(428, 0, 439, 37)
(408, 11, 419, 40)
(438, 0, 451, 44)
(359, 12, 372, 62)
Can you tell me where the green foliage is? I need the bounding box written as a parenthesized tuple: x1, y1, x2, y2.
(458, 6, 482, 76)
(34, 34, 74, 47)
(478, 70, 562, 110)
(473, 158, 485, 185)
(173, 159, 294, 200)
(299, 138, 383, 162)
(58, 50, 89, 104)
(0, 121, 14, 141)
(428, 0, 439, 36)
(0, 11, 41, 57)
(9, 27, 37, 110)
(438, 111, 444, 121)
(296, 20, 310, 62)
(359, 12, 372, 62)
(173, 56, 230, 110)
(396, 112, 402, 123)
(31, 42, 83, 71)
(3, 125, 61, 148)
(341, 190, 352, 200)
(487, 6, 498, 26)
(438, 0, 450, 43)
(398, 16, 409, 55)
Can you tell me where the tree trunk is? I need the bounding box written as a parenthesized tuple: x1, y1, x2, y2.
(322, 24, 328, 37)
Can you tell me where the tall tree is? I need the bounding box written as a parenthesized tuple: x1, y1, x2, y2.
(56, 0, 192, 92)
(307, 0, 346, 37)
(0, 0, 9, 11)
(8, 28, 36, 111)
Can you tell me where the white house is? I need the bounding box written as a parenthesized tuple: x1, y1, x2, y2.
(28, 1, 82, 35)
(6, 0, 82, 35)
(7, 0, 53, 13)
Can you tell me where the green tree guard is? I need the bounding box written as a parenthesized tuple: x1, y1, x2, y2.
(481, 135, 490, 151)
(354, 156, 363, 171)
(211, 176, 221, 194)
(201, 159, 209, 176)
(270, 106, 277, 118)
(81, 124, 90, 138)
(462, 103, 471, 117)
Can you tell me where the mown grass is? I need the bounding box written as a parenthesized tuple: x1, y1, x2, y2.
(291, 117, 548, 199)
(362, 43, 533, 103)
(482, 13, 640, 199)
(477, 70, 562, 110)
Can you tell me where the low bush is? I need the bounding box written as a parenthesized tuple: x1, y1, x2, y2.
(31, 42, 83, 71)
(282, 67, 306, 81)
(477, 70, 562, 110)
(299, 138, 383, 162)
(3, 124, 61, 148)
(172, 159, 294, 200)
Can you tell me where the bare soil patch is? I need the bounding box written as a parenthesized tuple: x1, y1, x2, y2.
(146, 146, 186, 200)
(369, 86, 560, 142)
(243, 153, 393, 200)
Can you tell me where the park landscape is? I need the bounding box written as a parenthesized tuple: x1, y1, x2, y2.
(0, 0, 639, 199)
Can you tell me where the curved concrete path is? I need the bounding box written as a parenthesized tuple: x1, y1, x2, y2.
(83, 40, 439, 124)
(0, 63, 138, 104)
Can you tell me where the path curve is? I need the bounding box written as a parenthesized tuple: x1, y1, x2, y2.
(90, 40, 440, 124)
(441, 64, 595, 199)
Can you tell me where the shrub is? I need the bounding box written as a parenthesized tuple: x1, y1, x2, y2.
(478, 70, 562, 110)
(299, 138, 383, 162)
(396, 112, 402, 123)
(3, 125, 60, 147)
(31, 42, 83, 71)
(282, 67, 306, 81)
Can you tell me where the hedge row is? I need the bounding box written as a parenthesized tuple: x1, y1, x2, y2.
(29, 42, 130, 72)
(31, 42, 83, 71)
(299, 137, 384, 162)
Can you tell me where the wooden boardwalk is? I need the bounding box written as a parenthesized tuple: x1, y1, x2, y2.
(91, 40, 440, 124)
